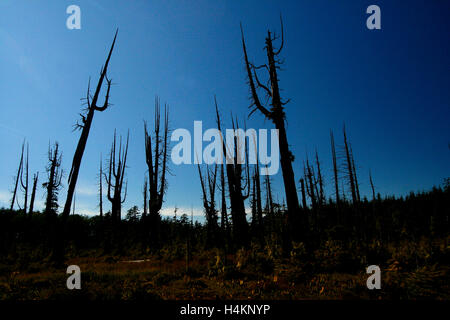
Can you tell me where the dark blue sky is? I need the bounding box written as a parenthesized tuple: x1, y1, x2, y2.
(0, 0, 449, 218)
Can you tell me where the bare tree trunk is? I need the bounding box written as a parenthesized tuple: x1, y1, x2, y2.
(305, 159, 317, 210)
(62, 30, 118, 218)
(144, 98, 170, 246)
(315, 149, 324, 206)
(369, 170, 376, 201)
(263, 170, 275, 234)
(343, 125, 357, 204)
(215, 99, 249, 247)
(28, 172, 38, 215)
(299, 178, 307, 210)
(99, 154, 103, 217)
(330, 130, 340, 207)
(350, 145, 361, 202)
(44, 142, 63, 216)
(105, 130, 129, 222)
(255, 158, 263, 229)
(20, 143, 29, 213)
(219, 162, 229, 246)
(10, 141, 24, 211)
(142, 177, 148, 219)
(241, 19, 301, 227)
(197, 164, 219, 246)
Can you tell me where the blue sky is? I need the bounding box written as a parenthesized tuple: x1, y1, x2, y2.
(0, 0, 449, 219)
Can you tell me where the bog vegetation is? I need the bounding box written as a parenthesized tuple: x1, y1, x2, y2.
(1, 23, 449, 300)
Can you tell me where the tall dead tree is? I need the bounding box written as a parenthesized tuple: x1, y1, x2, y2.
(98, 154, 103, 217)
(315, 149, 325, 206)
(144, 98, 170, 244)
(253, 144, 263, 230)
(350, 145, 361, 203)
(253, 166, 263, 229)
(299, 178, 307, 210)
(369, 170, 376, 201)
(10, 141, 24, 211)
(43, 142, 63, 216)
(241, 18, 301, 225)
(197, 164, 219, 245)
(62, 29, 118, 218)
(219, 162, 230, 244)
(142, 177, 148, 219)
(28, 172, 38, 215)
(343, 125, 357, 204)
(105, 130, 129, 222)
(305, 159, 317, 210)
(19, 143, 29, 213)
(215, 98, 250, 247)
(251, 172, 257, 228)
(264, 170, 275, 232)
(330, 130, 340, 206)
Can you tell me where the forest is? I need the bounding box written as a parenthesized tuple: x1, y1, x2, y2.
(0, 23, 449, 301)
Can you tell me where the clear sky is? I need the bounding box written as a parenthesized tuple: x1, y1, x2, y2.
(0, 0, 449, 219)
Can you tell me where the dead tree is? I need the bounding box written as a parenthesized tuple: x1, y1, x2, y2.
(369, 170, 376, 201)
(144, 98, 170, 244)
(98, 154, 103, 217)
(62, 29, 118, 218)
(197, 164, 219, 246)
(105, 130, 129, 222)
(350, 145, 361, 202)
(43, 142, 63, 216)
(28, 172, 39, 215)
(299, 178, 307, 210)
(250, 130, 263, 237)
(343, 125, 357, 204)
(219, 162, 230, 245)
(305, 159, 317, 210)
(19, 143, 29, 213)
(315, 149, 325, 206)
(253, 166, 263, 228)
(215, 98, 250, 247)
(253, 143, 263, 230)
(241, 18, 301, 224)
(251, 171, 257, 228)
(264, 169, 275, 232)
(330, 130, 340, 206)
(10, 141, 24, 211)
(142, 177, 148, 219)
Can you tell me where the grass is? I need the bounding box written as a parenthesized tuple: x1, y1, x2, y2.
(1, 238, 449, 300)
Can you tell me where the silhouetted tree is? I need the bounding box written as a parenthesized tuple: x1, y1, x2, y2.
(369, 170, 376, 201)
(215, 98, 250, 247)
(330, 130, 340, 207)
(98, 154, 103, 217)
(144, 98, 170, 245)
(264, 169, 274, 228)
(315, 149, 325, 206)
(219, 162, 230, 245)
(343, 125, 357, 204)
(43, 142, 63, 216)
(142, 177, 148, 219)
(350, 144, 361, 203)
(63, 30, 118, 218)
(305, 159, 317, 210)
(28, 172, 38, 215)
(19, 143, 29, 213)
(197, 164, 219, 246)
(253, 149, 263, 231)
(299, 178, 307, 210)
(241, 18, 301, 227)
(104, 130, 129, 222)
